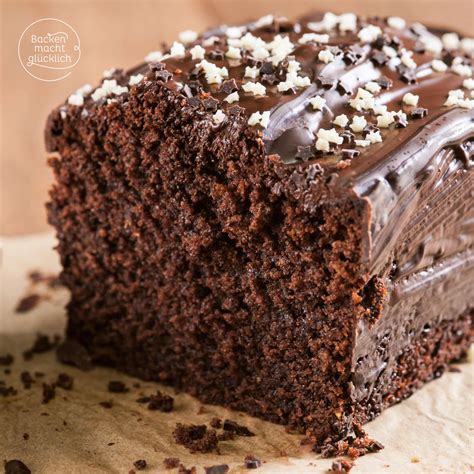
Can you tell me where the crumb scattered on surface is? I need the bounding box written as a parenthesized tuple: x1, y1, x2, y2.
(108, 380, 129, 393)
(316, 423, 384, 459)
(4, 459, 32, 474)
(223, 419, 255, 437)
(163, 457, 180, 469)
(0, 354, 14, 366)
(210, 417, 222, 429)
(41, 382, 56, 404)
(328, 459, 354, 473)
(133, 459, 147, 470)
(55, 373, 74, 390)
(244, 454, 262, 469)
(204, 464, 229, 474)
(20, 371, 34, 389)
(178, 464, 197, 474)
(99, 400, 114, 409)
(411, 456, 420, 463)
(137, 390, 174, 412)
(173, 423, 219, 454)
(15, 294, 41, 313)
(23, 333, 59, 360)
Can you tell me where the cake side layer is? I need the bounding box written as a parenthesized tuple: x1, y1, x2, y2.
(352, 248, 474, 422)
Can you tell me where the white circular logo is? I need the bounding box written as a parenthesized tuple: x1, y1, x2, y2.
(18, 18, 81, 82)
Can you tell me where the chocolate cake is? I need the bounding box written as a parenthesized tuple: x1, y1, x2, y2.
(45, 12, 474, 444)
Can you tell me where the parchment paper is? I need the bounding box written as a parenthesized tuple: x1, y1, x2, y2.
(1, 233, 472, 473)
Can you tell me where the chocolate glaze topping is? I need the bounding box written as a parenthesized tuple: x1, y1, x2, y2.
(60, 11, 473, 280)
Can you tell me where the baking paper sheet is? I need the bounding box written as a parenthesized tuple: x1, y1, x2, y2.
(1, 233, 472, 473)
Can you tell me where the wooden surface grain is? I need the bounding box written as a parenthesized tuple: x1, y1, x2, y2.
(1, 0, 473, 235)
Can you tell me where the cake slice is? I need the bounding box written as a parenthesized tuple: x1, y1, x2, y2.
(45, 12, 473, 444)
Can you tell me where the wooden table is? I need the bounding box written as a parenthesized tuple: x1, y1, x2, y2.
(1, 0, 472, 235)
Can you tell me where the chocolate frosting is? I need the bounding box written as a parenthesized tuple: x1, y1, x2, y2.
(59, 11, 474, 282)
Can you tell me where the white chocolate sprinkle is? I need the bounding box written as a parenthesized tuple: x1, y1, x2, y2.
(253, 48, 271, 60)
(461, 38, 474, 54)
(260, 111, 271, 128)
(144, 51, 163, 62)
(128, 74, 144, 86)
(224, 92, 239, 104)
(358, 25, 382, 43)
(254, 14, 274, 28)
(401, 50, 417, 69)
(102, 68, 116, 78)
(420, 34, 443, 55)
(169, 41, 186, 58)
(402, 92, 419, 106)
(309, 96, 326, 110)
(196, 59, 229, 85)
(318, 49, 335, 64)
(91, 79, 128, 101)
(317, 128, 343, 145)
(212, 110, 226, 124)
(442, 32, 460, 50)
(190, 45, 205, 60)
(226, 46, 242, 59)
(355, 139, 371, 147)
(382, 45, 398, 58)
(377, 111, 395, 128)
(244, 66, 260, 79)
(463, 78, 474, 90)
(349, 88, 375, 111)
(373, 104, 388, 115)
(431, 59, 448, 72)
(458, 98, 474, 109)
(298, 33, 330, 45)
(333, 114, 349, 127)
(224, 91, 240, 104)
(315, 137, 330, 152)
(365, 81, 381, 94)
(452, 63, 472, 77)
(338, 13, 357, 32)
(277, 81, 294, 93)
(366, 130, 383, 144)
(248, 110, 270, 128)
(178, 30, 198, 45)
(68, 93, 84, 106)
(350, 116, 368, 133)
(202, 36, 219, 47)
(387, 16, 406, 30)
(226, 26, 244, 39)
(242, 82, 266, 96)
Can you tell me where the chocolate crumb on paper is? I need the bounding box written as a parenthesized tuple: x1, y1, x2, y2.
(244, 454, 262, 469)
(173, 423, 219, 454)
(108, 380, 129, 393)
(133, 459, 147, 470)
(41, 382, 56, 404)
(4, 459, 32, 474)
(223, 419, 255, 437)
(15, 294, 41, 313)
(163, 457, 180, 469)
(328, 458, 354, 473)
(23, 333, 59, 360)
(0, 354, 14, 366)
(204, 464, 229, 474)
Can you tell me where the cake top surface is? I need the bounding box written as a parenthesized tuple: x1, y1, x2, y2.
(62, 11, 473, 192)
